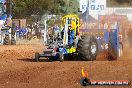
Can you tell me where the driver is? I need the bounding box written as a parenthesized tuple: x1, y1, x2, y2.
(4, 15, 12, 28)
(53, 25, 61, 40)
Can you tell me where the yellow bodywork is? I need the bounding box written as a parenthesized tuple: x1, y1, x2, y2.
(61, 14, 81, 47)
(61, 14, 80, 54)
(67, 47, 76, 53)
(62, 14, 80, 32)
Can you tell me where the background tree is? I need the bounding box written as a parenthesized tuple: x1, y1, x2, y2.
(13, 0, 79, 19)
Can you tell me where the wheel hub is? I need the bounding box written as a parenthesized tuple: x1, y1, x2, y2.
(91, 43, 97, 55)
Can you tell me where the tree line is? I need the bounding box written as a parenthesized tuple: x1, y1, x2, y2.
(13, 0, 79, 19)
(13, 0, 132, 19)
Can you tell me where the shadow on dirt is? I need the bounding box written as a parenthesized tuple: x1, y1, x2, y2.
(17, 58, 52, 62)
(17, 55, 114, 63)
(17, 56, 85, 62)
(17, 50, 117, 62)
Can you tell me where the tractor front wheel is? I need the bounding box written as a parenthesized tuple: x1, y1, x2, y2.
(35, 52, 40, 62)
(59, 53, 64, 62)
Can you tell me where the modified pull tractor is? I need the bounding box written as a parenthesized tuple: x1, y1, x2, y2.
(34, 14, 98, 62)
(0, 0, 16, 45)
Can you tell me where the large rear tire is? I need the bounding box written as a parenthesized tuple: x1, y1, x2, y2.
(4, 34, 10, 45)
(11, 35, 16, 45)
(77, 35, 98, 61)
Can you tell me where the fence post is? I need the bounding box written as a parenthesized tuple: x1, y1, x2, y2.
(44, 20, 47, 45)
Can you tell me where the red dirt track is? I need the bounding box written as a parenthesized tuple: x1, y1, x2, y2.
(0, 44, 132, 88)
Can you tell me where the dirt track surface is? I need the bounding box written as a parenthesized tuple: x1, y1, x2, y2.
(0, 44, 132, 88)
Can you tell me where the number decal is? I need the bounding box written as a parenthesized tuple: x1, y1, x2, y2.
(91, 5, 95, 10)
(90, 5, 105, 10)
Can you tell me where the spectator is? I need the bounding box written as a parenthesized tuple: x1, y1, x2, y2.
(4, 15, 12, 28)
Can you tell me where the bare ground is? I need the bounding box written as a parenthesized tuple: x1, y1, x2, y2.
(0, 44, 131, 88)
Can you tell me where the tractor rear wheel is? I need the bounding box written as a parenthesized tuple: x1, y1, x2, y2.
(4, 34, 10, 45)
(11, 35, 16, 45)
(77, 35, 98, 61)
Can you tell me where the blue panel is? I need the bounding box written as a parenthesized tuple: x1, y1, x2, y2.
(0, 14, 7, 20)
(104, 29, 109, 44)
(68, 30, 74, 45)
(109, 28, 119, 56)
(97, 38, 102, 51)
(59, 48, 68, 54)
